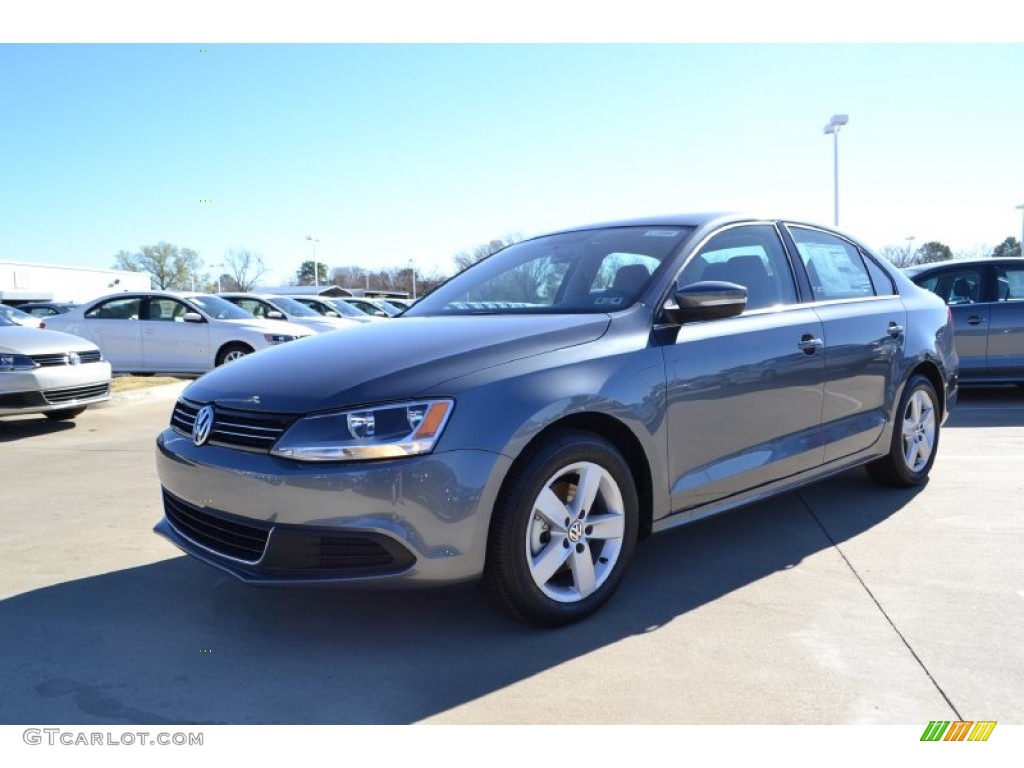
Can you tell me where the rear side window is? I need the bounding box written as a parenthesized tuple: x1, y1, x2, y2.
(787, 226, 875, 301)
(85, 296, 142, 320)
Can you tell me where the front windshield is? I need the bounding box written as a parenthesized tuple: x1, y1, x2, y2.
(0, 313, 17, 327)
(187, 295, 256, 321)
(407, 225, 693, 316)
(269, 296, 321, 317)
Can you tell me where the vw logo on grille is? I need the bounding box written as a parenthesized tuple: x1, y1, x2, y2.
(68, 351, 81, 366)
(192, 405, 215, 446)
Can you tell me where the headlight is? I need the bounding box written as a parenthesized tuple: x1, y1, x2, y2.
(264, 333, 298, 345)
(0, 354, 39, 372)
(270, 399, 454, 462)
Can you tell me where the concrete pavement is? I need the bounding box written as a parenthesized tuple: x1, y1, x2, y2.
(0, 382, 1021, 724)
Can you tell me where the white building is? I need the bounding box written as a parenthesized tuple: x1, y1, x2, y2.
(0, 260, 151, 304)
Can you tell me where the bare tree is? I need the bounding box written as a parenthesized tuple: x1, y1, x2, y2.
(113, 242, 203, 289)
(453, 232, 525, 272)
(224, 248, 267, 291)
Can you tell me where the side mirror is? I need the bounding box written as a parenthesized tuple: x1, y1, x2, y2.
(266, 310, 285, 320)
(663, 281, 747, 324)
(183, 312, 204, 323)
(325, 311, 340, 317)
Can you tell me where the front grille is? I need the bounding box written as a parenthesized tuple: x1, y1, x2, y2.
(163, 491, 269, 562)
(31, 350, 103, 367)
(42, 382, 110, 404)
(171, 399, 296, 452)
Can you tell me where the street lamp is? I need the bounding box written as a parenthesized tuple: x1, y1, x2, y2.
(210, 263, 225, 293)
(305, 235, 320, 287)
(905, 236, 915, 265)
(409, 259, 417, 300)
(1016, 204, 1024, 256)
(823, 114, 849, 227)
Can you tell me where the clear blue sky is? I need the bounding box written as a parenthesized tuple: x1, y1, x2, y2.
(2, 38, 1022, 285)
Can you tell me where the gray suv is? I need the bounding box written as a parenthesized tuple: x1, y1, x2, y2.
(155, 213, 958, 626)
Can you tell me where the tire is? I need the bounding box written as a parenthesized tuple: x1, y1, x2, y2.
(481, 430, 639, 627)
(216, 343, 253, 366)
(867, 374, 940, 487)
(44, 407, 86, 421)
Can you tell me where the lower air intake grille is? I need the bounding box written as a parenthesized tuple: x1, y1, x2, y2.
(163, 491, 269, 563)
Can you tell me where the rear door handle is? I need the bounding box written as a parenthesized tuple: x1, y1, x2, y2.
(966, 315, 985, 326)
(887, 322, 904, 338)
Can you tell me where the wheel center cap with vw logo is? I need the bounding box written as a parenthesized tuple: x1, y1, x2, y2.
(192, 405, 215, 446)
(567, 520, 584, 543)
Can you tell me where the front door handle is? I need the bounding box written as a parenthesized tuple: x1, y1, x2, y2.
(966, 315, 985, 326)
(798, 334, 823, 355)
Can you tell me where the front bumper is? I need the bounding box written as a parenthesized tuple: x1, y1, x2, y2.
(155, 428, 512, 587)
(0, 363, 111, 416)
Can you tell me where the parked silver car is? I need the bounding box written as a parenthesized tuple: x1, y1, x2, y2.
(155, 214, 958, 626)
(0, 313, 112, 420)
(906, 258, 1024, 384)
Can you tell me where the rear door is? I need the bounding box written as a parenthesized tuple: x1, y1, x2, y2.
(783, 225, 907, 463)
(81, 295, 145, 370)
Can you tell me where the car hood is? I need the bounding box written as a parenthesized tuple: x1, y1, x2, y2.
(0, 326, 99, 354)
(218, 318, 313, 337)
(182, 314, 611, 412)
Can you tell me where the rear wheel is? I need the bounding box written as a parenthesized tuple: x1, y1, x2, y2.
(216, 343, 253, 366)
(482, 430, 639, 627)
(867, 374, 939, 487)
(44, 407, 86, 421)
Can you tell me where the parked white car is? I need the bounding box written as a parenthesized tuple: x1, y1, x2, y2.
(217, 293, 363, 334)
(279, 295, 381, 323)
(0, 313, 112, 420)
(42, 291, 313, 374)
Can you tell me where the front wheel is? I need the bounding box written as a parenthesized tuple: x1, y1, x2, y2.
(867, 374, 940, 487)
(216, 343, 253, 366)
(482, 430, 639, 627)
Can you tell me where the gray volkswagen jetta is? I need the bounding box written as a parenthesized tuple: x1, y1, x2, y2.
(155, 213, 958, 626)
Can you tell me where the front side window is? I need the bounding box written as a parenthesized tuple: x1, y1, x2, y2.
(788, 226, 875, 301)
(145, 297, 190, 321)
(914, 268, 983, 305)
(995, 265, 1024, 302)
(679, 224, 797, 311)
(408, 226, 693, 315)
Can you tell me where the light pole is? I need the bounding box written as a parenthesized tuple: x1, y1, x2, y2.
(1016, 204, 1024, 256)
(409, 259, 417, 300)
(823, 114, 849, 227)
(305, 235, 320, 287)
(210, 263, 225, 293)
(905, 236, 915, 265)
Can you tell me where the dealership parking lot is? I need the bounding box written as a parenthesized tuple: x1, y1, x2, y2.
(1, 383, 1022, 725)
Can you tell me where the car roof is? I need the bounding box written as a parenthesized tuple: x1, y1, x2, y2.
(903, 258, 1022, 276)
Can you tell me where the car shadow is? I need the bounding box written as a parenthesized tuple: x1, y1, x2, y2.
(946, 385, 1024, 429)
(0, 416, 78, 442)
(0, 467, 922, 725)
